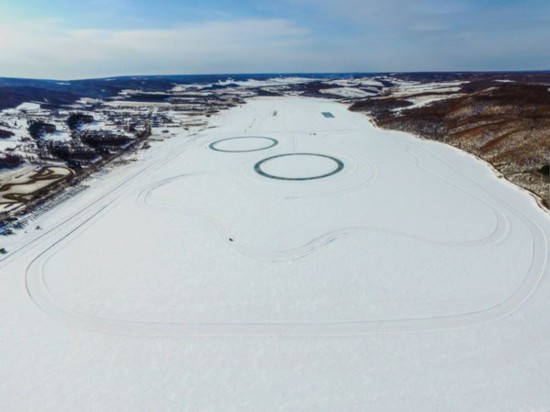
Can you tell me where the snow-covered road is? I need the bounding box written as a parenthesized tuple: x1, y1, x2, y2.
(1, 97, 549, 410)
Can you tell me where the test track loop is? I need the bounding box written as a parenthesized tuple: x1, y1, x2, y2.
(24, 138, 548, 336)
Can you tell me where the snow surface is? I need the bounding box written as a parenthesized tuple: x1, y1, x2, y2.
(391, 94, 464, 112)
(389, 80, 466, 98)
(105, 100, 174, 108)
(2, 102, 43, 117)
(216, 77, 315, 88)
(325, 78, 385, 88)
(172, 77, 315, 92)
(319, 87, 376, 98)
(0, 138, 18, 152)
(0, 97, 549, 411)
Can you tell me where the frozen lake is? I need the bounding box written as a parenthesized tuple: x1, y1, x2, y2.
(1, 97, 549, 410)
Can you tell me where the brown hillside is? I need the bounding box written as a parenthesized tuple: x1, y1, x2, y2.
(351, 81, 550, 209)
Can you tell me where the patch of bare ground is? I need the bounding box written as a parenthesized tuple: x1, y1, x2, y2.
(0, 167, 74, 218)
(351, 75, 550, 210)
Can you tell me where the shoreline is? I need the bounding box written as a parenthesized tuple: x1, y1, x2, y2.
(356, 111, 549, 216)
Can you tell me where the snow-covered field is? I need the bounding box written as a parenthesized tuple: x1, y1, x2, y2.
(319, 87, 376, 98)
(0, 97, 549, 410)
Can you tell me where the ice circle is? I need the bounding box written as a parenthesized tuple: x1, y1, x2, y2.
(254, 153, 345, 181)
(209, 136, 279, 153)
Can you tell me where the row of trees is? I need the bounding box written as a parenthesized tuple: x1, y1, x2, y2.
(0, 154, 23, 169)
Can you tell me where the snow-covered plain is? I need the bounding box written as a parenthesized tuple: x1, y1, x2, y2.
(319, 87, 376, 98)
(0, 97, 549, 410)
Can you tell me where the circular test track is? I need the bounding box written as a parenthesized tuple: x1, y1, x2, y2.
(254, 153, 344, 181)
(209, 136, 279, 153)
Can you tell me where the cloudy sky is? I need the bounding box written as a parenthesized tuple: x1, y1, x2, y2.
(0, 0, 548, 79)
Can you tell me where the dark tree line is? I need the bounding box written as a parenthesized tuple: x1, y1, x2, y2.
(67, 113, 94, 130)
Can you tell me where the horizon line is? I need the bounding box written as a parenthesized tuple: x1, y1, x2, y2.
(1, 69, 549, 83)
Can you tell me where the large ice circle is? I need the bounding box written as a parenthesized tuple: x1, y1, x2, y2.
(209, 136, 278, 153)
(254, 153, 345, 181)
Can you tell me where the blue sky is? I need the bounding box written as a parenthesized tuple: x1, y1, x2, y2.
(0, 0, 548, 79)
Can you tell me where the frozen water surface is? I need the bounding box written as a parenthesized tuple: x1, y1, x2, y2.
(0, 97, 549, 411)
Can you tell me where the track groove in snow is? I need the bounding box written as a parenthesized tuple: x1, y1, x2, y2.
(18, 97, 548, 336)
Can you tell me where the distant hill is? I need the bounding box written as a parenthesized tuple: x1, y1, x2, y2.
(0, 73, 343, 106)
(0, 87, 81, 110)
(350, 72, 550, 208)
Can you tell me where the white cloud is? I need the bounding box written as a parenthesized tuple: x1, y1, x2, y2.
(0, 1, 549, 79)
(0, 18, 313, 79)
